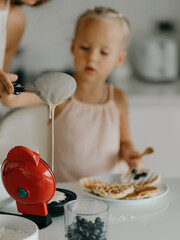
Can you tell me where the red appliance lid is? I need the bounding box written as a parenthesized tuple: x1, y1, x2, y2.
(1, 146, 56, 216)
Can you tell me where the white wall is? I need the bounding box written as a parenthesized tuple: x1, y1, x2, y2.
(10, 0, 180, 75)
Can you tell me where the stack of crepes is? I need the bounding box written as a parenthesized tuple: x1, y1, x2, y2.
(78, 168, 161, 200)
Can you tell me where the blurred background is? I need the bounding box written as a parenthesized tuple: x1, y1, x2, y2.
(2, 0, 180, 177)
(9, 0, 180, 84)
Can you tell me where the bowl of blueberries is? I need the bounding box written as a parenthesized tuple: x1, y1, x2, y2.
(64, 199, 109, 240)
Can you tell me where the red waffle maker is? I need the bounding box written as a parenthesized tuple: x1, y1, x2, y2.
(1, 146, 56, 229)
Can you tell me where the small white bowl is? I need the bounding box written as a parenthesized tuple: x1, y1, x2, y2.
(0, 138, 39, 208)
(0, 214, 39, 240)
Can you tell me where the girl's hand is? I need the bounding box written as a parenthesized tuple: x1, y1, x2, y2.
(124, 149, 144, 169)
(0, 69, 17, 102)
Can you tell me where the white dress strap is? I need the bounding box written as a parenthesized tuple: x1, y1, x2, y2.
(5, 0, 11, 12)
(0, 0, 11, 69)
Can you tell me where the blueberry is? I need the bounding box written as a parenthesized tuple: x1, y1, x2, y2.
(76, 216, 83, 222)
(81, 218, 86, 224)
(88, 236, 96, 240)
(88, 221, 94, 230)
(134, 174, 141, 180)
(68, 223, 76, 231)
(94, 229, 101, 236)
(96, 221, 104, 230)
(78, 226, 83, 232)
(82, 222, 89, 229)
(131, 168, 137, 174)
(66, 233, 72, 238)
(82, 230, 89, 238)
(95, 217, 102, 225)
(141, 172, 147, 177)
(74, 233, 82, 240)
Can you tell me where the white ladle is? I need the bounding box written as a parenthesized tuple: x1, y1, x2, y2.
(35, 72, 76, 106)
(13, 72, 77, 172)
(14, 72, 77, 114)
(36, 72, 77, 172)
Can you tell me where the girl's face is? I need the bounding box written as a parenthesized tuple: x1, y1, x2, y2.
(19, 0, 41, 5)
(71, 17, 126, 84)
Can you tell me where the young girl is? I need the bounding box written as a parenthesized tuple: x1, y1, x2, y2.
(0, 0, 50, 72)
(0, 7, 143, 182)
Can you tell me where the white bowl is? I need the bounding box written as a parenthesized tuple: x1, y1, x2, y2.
(0, 214, 39, 240)
(0, 138, 39, 208)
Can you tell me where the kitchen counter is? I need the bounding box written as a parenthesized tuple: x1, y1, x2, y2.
(32, 178, 180, 239)
(1, 178, 180, 240)
(109, 77, 180, 105)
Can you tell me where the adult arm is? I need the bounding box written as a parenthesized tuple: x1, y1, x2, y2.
(4, 5, 26, 71)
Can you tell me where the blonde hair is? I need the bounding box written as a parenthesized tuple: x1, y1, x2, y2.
(74, 6, 131, 49)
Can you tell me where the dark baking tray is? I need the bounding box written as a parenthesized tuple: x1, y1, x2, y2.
(47, 188, 77, 217)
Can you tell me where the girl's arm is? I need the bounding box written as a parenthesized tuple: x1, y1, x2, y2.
(114, 88, 143, 168)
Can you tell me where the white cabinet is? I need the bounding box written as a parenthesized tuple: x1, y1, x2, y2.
(129, 101, 180, 178)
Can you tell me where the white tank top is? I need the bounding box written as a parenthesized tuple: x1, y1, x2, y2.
(0, 0, 10, 69)
(54, 85, 129, 182)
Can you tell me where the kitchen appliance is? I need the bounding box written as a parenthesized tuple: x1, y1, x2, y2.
(1, 146, 77, 228)
(1, 146, 56, 229)
(0, 139, 39, 208)
(132, 21, 179, 82)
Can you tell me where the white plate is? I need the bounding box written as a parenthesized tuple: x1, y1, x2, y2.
(81, 173, 169, 203)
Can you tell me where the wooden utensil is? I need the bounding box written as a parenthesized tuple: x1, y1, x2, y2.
(140, 147, 154, 157)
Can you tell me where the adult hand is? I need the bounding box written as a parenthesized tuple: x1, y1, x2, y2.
(0, 70, 17, 99)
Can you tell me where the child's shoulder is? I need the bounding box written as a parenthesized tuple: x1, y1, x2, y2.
(111, 86, 128, 111)
(113, 86, 128, 102)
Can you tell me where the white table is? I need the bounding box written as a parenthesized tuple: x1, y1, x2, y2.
(1, 178, 180, 239)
